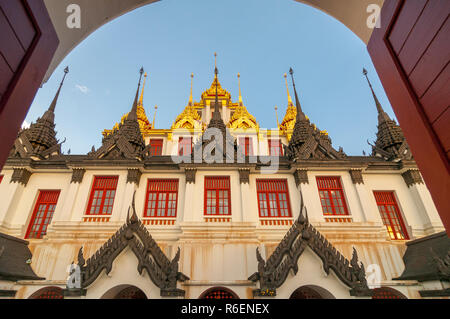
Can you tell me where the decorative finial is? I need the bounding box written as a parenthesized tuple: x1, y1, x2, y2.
(275, 106, 280, 128)
(238, 73, 243, 105)
(138, 72, 148, 107)
(152, 105, 158, 129)
(189, 73, 194, 106)
(284, 73, 293, 106)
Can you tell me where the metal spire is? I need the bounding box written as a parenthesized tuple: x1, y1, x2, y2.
(289, 67, 306, 121)
(189, 73, 194, 106)
(152, 105, 158, 129)
(138, 72, 147, 107)
(238, 73, 243, 105)
(43, 66, 69, 121)
(213, 52, 220, 116)
(363, 68, 390, 123)
(283, 73, 294, 107)
(275, 106, 280, 128)
(128, 67, 144, 122)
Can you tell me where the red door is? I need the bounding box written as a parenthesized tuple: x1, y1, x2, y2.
(0, 0, 59, 169)
(368, 0, 450, 234)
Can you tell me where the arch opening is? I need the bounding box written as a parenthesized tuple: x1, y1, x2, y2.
(43, 0, 381, 82)
(28, 286, 64, 299)
(100, 284, 148, 299)
(199, 287, 239, 299)
(289, 285, 336, 299)
(372, 287, 407, 299)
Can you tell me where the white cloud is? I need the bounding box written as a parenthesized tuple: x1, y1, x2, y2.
(22, 120, 30, 129)
(75, 84, 90, 94)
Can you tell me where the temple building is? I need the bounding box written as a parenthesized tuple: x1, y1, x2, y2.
(0, 59, 448, 300)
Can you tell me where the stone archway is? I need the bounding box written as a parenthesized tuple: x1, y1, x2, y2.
(199, 287, 239, 299)
(372, 287, 407, 299)
(101, 284, 148, 299)
(42, 0, 382, 82)
(289, 285, 336, 299)
(28, 286, 64, 299)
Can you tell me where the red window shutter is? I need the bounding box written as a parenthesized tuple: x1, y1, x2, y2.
(374, 191, 409, 240)
(178, 137, 192, 156)
(256, 179, 292, 218)
(239, 137, 253, 156)
(144, 179, 179, 218)
(25, 190, 60, 239)
(268, 139, 283, 156)
(316, 177, 349, 216)
(149, 139, 163, 156)
(86, 176, 119, 215)
(204, 176, 231, 216)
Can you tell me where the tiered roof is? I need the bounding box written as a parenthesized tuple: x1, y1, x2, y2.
(285, 68, 346, 160)
(10, 67, 69, 160)
(89, 68, 146, 160)
(363, 69, 412, 161)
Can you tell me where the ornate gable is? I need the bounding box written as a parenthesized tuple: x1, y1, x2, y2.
(249, 193, 372, 297)
(74, 193, 189, 297)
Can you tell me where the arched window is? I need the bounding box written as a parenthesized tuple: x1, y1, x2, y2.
(290, 285, 336, 299)
(101, 285, 148, 299)
(199, 287, 239, 299)
(29, 287, 64, 299)
(372, 287, 407, 299)
(114, 286, 147, 299)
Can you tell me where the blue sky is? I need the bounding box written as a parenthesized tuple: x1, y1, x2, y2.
(26, 0, 396, 156)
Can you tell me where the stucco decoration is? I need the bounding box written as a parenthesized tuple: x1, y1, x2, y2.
(349, 169, 364, 185)
(249, 193, 371, 297)
(74, 193, 189, 296)
(401, 169, 424, 187)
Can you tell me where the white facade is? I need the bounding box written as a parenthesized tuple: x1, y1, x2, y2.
(0, 155, 444, 299)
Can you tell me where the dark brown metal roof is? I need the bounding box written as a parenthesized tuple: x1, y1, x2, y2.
(394, 231, 450, 282)
(0, 233, 44, 281)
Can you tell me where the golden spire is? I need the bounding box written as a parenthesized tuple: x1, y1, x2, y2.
(152, 105, 158, 129)
(102, 69, 152, 137)
(275, 105, 280, 128)
(189, 73, 194, 106)
(238, 73, 243, 105)
(138, 73, 147, 107)
(284, 73, 294, 107)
